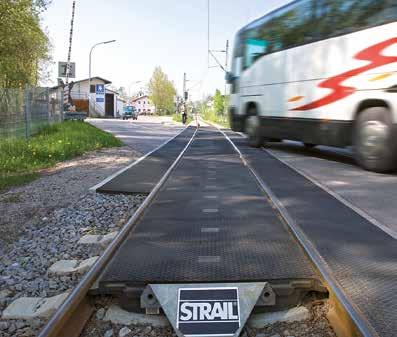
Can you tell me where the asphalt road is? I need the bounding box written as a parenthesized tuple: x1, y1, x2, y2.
(88, 116, 184, 155)
(267, 141, 397, 237)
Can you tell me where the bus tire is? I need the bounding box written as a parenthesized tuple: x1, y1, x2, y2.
(353, 106, 397, 173)
(304, 143, 316, 149)
(246, 115, 263, 148)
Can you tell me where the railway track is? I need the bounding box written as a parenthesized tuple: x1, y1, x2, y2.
(2, 123, 395, 337)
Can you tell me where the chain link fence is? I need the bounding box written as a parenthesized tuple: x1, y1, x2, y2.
(0, 87, 63, 139)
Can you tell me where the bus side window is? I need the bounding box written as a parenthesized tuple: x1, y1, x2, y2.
(244, 38, 268, 69)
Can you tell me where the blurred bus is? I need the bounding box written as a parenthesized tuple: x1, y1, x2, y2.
(227, 0, 397, 172)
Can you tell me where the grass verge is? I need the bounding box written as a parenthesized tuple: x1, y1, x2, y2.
(201, 109, 229, 128)
(0, 121, 122, 191)
(172, 113, 193, 125)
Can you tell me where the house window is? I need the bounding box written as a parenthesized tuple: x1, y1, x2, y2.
(138, 109, 141, 112)
(90, 85, 95, 93)
(147, 109, 151, 112)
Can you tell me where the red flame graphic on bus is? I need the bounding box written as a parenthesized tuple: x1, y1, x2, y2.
(292, 38, 397, 111)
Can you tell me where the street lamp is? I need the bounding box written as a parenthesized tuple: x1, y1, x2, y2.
(88, 40, 116, 115)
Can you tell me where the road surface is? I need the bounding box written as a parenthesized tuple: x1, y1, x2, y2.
(89, 116, 184, 154)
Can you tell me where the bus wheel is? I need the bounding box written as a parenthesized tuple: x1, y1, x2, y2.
(304, 143, 316, 149)
(246, 115, 263, 148)
(353, 107, 396, 173)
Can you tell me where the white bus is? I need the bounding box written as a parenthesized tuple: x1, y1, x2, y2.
(227, 0, 397, 172)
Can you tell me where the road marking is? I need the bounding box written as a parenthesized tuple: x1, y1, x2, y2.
(204, 195, 218, 199)
(205, 185, 217, 189)
(202, 208, 219, 213)
(201, 227, 220, 233)
(198, 256, 221, 263)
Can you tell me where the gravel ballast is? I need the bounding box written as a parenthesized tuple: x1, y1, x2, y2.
(81, 301, 336, 337)
(0, 192, 146, 337)
(0, 146, 141, 251)
(0, 144, 148, 337)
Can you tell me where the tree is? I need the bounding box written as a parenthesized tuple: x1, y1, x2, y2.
(0, 0, 51, 88)
(148, 67, 176, 115)
(213, 89, 224, 114)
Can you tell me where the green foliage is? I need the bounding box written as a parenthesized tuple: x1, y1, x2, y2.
(0, 121, 122, 191)
(198, 89, 229, 127)
(0, 0, 51, 88)
(201, 108, 229, 128)
(148, 67, 177, 115)
(199, 99, 229, 128)
(172, 113, 193, 125)
(213, 89, 225, 114)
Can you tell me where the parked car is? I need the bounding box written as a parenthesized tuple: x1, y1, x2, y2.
(122, 106, 138, 120)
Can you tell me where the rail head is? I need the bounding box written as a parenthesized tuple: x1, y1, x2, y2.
(39, 126, 198, 337)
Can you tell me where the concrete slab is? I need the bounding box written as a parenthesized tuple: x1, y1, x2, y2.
(78, 232, 118, 246)
(49, 257, 98, 275)
(100, 232, 118, 247)
(2, 292, 69, 320)
(78, 234, 100, 245)
(247, 307, 310, 328)
(104, 305, 170, 328)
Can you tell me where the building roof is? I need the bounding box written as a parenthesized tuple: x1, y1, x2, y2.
(131, 95, 149, 102)
(50, 76, 112, 90)
(105, 88, 119, 94)
(73, 76, 112, 85)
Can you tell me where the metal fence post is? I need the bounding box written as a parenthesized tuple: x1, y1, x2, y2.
(24, 86, 31, 138)
(46, 88, 51, 123)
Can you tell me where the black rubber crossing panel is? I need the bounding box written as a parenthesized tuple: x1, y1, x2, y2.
(230, 134, 397, 337)
(98, 127, 195, 194)
(99, 128, 316, 287)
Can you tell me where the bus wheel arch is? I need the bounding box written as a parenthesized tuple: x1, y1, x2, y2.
(354, 99, 391, 122)
(353, 99, 397, 172)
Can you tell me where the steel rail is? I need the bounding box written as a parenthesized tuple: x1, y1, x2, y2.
(215, 125, 378, 337)
(39, 126, 198, 337)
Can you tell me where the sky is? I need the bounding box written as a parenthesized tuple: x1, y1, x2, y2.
(41, 0, 290, 100)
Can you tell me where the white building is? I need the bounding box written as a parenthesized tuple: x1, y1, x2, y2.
(51, 76, 125, 118)
(131, 95, 156, 115)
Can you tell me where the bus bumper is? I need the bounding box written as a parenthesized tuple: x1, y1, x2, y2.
(229, 107, 245, 132)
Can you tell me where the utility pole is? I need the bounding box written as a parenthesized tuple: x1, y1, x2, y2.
(64, 1, 76, 111)
(224, 40, 229, 96)
(207, 0, 210, 67)
(182, 73, 188, 124)
(183, 73, 187, 101)
(66, 1, 76, 86)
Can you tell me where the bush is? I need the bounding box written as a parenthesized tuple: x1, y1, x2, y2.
(201, 108, 229, 128)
